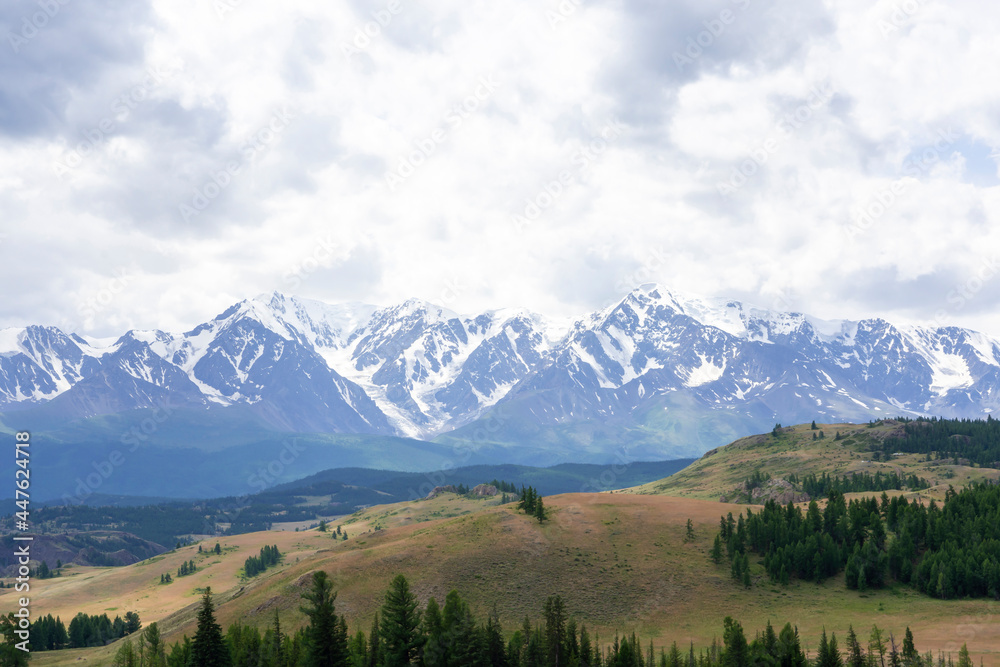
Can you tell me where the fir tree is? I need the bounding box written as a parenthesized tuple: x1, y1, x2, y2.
(534, 496, 547, 523)
(901, 628, 917, 666)
(368, 613, 381, 667)
(711, 535, 723, 564)
(300, 571, 348, 667)
(721, 617, 749, 667)
(190, 588, 231, 667)
(845, 626, 865, 667)
(380, 574, 423, 667)
(270, 610, 285, 667)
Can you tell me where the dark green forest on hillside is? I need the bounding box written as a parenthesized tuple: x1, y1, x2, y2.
(876, 416, 1000, 467)
(716, 481, 1000, 599)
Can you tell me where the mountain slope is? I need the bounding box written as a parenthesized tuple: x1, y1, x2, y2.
(3, 285, 1000, 474)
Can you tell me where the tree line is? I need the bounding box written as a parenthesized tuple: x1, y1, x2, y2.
(787, 471, 929, 498)
(244, 545, 282, 578)
(714, 480, 1000, 599)
(148, 573, 981, 667)
(26, 610, 141, 651)
(875, 416, 1000, 468)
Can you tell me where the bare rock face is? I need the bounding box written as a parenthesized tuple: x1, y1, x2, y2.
(753, 478, 809, 505)
(469, 484, 498, 497)
(726, 478, 809, 505)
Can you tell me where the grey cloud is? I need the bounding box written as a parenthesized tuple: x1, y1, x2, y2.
(827, 264, 1000, 328)
(597, 0, 834, 127)
(1, 0, 155, 138)
(278, 243, 384, 301)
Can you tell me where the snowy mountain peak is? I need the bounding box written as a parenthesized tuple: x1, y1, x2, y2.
(2, 287, 1000, 447)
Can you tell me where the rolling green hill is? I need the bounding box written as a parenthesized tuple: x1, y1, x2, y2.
(10, 419, 1000, 666)
(632, 420, 1000, 502)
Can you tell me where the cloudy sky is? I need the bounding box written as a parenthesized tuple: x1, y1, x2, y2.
(2, 0, 999, 337)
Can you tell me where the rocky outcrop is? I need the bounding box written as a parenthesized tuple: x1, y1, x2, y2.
(425, 485, 459, 499)
(725, 478, 809, 505)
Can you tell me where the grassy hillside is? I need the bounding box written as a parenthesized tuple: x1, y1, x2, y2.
(10, 487, 1000, 666)
(632, 420, 1000, 502)
(11, 419, 1000, 665)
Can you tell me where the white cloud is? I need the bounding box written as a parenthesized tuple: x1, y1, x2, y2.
(1, 0, 999, 337)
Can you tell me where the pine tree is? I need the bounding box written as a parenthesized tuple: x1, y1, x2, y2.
(777, 624, 806, 667)
(957, 644, 973, 667)
(368, 613, 381, 667)
(845, 626, 865, 667)
(380, 574, 423, 667)
(319, 520, 327, 532)
(270, 610, 285, 667)
(544, 596, 566, 667)
(143, 622, 167, 667)
(190, 588, 231, 667)
(685, 519, 695, 542)
(902, 628, 917, 666)
(828, 633, 844, 667)
(214, 543, 222, 555)
(811, 421, 818, 430)
(300, 571, 348, 667)
(817, 629, 831, 667)
(1, 613, 30, 667)
(711, 535, 723, 564)
(112, 637, 138, 667)
(534, 496, 547, 523)
(721, 617, 749, 667)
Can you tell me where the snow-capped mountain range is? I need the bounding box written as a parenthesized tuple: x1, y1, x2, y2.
(2, 285, 999, 458)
